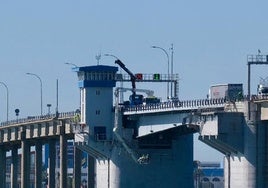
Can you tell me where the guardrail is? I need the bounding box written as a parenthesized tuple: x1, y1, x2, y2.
(123, 95, 268, 113)
(0, 111, 78, 127)
(250, 95, 268, 101)
(123, 98, 227, 113)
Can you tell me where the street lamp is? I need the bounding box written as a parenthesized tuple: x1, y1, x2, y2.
(104, 54, 124, 103)
(151, 45, 170, 99)
(170, 44, 174, 97)
(47, 104, 52, 115)
(104, 54, 120, 60)
(0, 82, 9, 122)
(15, 108, 20, 123)
(64, 62, 78, 68)
(26, 73, 43, 116)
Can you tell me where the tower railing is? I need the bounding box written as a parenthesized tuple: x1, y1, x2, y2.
(247, 54, 268, 63)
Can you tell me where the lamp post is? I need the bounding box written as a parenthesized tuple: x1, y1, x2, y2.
(26, 73, 43, 116)
(64, 62, 78, 68)
(0, 82, 9, 122)
(170, 44, 174, 97)
(47, 104, 52, 115)
(151, 45, 170, 99)
(104, 54, 124, 103)
(15, 108, 20, 123)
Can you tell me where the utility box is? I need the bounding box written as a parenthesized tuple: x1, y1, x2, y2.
(209, 84, 243, 101)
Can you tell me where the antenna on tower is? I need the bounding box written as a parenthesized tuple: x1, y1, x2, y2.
(96, 52, 101, 65)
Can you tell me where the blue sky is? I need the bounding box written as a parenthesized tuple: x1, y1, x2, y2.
(1, 1, 268, 162)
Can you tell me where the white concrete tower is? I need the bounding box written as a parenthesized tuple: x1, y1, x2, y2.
(75, 65, 118, 140)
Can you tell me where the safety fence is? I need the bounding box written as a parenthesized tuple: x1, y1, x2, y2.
(250, 95, 268, 101)
(123, 98, 227, 113)
(0, 111, 77, 127)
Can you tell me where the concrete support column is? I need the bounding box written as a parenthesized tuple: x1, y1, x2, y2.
(21, 131, 30, 188)
(88, 155, 95, 188)
(264, 121, 268, 186)
(74, 146, 82, 188)
(0, 146, 6, 187)
(35, 141, 43, 188)
(60, 121, 67, 188)
(48, 139, 56, 188)
(11, 146, 18, 188)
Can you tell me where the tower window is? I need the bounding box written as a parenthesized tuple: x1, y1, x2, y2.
(96, 110, 100, 115)
(96, 90, 100, 95)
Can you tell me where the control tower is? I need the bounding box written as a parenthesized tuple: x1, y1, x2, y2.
(76, 65, 118, 140)
(74, 64, 194, 188)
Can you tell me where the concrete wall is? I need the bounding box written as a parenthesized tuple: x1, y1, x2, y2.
(224, 154, 255, 188)
(137, 112, 190, 137)
(83, 87, 114, 140)
(95, 134, 194, 188)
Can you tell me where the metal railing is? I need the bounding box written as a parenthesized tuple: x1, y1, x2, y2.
(250, 94, 268, 101)
(0, 111, 78, 127)
(123, 98, 227, 113)
(116, 73, 179, 82)
(123, 95, 268, 113)
(247, 55, 268, 63)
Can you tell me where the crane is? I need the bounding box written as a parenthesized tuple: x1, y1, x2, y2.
(115, 60, 136, 94)
(114, 59, 143, 105)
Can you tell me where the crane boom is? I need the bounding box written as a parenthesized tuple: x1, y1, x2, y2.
(114, 59, 160, 105)
(115, 59, 136, 95)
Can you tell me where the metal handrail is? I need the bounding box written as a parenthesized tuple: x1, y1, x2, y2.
(247, 54, 268, 63)
(0, 111, 78, 127)
(116, 73, 179, 82)
(123, 98, 227, 113)
(123, 95, 268, 113)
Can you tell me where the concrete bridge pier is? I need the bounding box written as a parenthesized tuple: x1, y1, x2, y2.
(21, 131, 30, 188)
(88, 155, 96, 188)
(11, 146, 18, 188)
(0, 146, 6, 187)
(35, 140, 43, 188)
(74, 146, 82, 188)
(60, 120, 67, 188)
(73, 150, 96, 188)
(48, 139, 56, 188)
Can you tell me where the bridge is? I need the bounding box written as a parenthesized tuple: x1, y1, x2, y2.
(0, 111, 79, 188)
(0, 94, 267, 187)
(73, 90, 268, 188)
(0, 97, 228, 188)
(1, 61, 268, 188)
